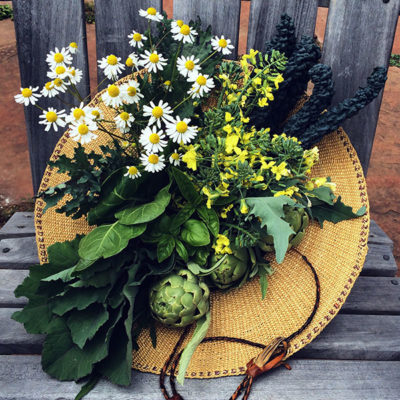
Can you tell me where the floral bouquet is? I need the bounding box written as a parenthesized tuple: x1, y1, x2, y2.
(13, 9, 385, 399)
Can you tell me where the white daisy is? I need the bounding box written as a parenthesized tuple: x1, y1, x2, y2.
(69, 119, 98, 145)
(128, 30, 147, 48)
(66, 67, 83, 85)
(102, 84, 124, 108)
(171, 20, 185, 30)
(171, 24, 198, 44)
(124, 165, 142, 179)
(46, 47, 72, 68)
(68, 42, 78, 54)
(120, 80, 143, 104)
(115, 112, 135, 133)
(38, 107, 67, 132)
(41, 81, 59, 98)
(139, 50, 167, 73)
(139, 126, 168, 153)
(177, 55, 201, 79)
(211, 35, 235, 55)
(140, 153, 166, 173)
(14, 86, 41, 106)
(47, 65, 69, 80)
(98, 54, 125, 80)
(86, 107, 103, 121)
(187, 74, 215, 98)
(142, 100, 174, 128)
(169, 150, 181, 166)
(125, 52, 140, 70)
(166, 117, 198, 145)
(52, 78, 68, 93)
(66, 102, 93, 124)
(138, 7, 163, 22)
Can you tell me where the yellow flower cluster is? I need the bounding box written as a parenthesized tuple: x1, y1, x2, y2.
(213, 234, 233, 254)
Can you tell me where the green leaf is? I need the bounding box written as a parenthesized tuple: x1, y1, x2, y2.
(78, 222, 146, 260)
(246, 196, 296, 264)
(177, 311, 211, 385)
(258, 266, 269, 300)
(309, 186, 335, 205)
(171, 203, 196, 230)
(157, 234, 176, 263)
(66, 303, 109, 349)
(175, 239, 189, 263)
(180, 219, 210, 247)
(171, 167, 202, 205)
(197, 206, 220, 237)
(311, 196, 367, 227)
(115, 184, 171, 225)
(74, 375, 100, 400)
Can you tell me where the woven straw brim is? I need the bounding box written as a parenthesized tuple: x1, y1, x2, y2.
(35, 76, 369, 379)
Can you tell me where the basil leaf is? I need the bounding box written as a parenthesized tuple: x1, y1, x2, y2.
(175, 240, 189, 263)
(197, 206, 220, 237)
(171, 203, 196, 230)
(180, 219, 210, 247)
(157, 234, 176, 263)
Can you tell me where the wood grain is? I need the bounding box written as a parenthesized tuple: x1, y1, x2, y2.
(0, 237, 39, 268)
(322, 0, 400, 172)
(12, 0, 90, 193)
(0, 212, 35, 239)
(1, 356, 399, 399)
(247, 0, 319, 51)
(173, 0, 241, 60)
(94, 0, 163, 86)
(0, 270, 28, 307)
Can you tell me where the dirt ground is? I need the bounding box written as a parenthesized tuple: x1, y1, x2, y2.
(0, 4, 399, 267)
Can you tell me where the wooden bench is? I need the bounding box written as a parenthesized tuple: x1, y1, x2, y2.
(2, 0, 400, 398)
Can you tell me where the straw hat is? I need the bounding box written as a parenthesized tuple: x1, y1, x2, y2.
(34, 75, 369, 379)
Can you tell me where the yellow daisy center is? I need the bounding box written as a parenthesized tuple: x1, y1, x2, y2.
(78, 124, 89, 135)
(107, 84, 120, 97)
(69, 42, 78, 49)
(55, 65, 66, 75)
(91, 110, 100, 119)
(176, 121, 188, 133)
(180, 25, 190, 35)
(54, 78, 63, 87)
(149, 53, 159, 63)
(196, 75, 207, 86)
(164, 80, 171, 86)
(21, 88, 32, 97)
(44, 82, 53, 90)
(149, 133, 160, 144)
(176, 20, 184, 27)
(73, 108, 85, 120)
(53, 53, 64, 63)
(120, 112, 130, 121)
(171, 152, 180, 160)
(218, 38, 228, 48)
(46, 111, 58, 122)
(69, 68, 76, 76)
(147, 7, 157, 15)
(128, 166, 138, 175)
(148, 154, 159, 164)
(126, 57, 134, 67)
(127, 86, 137, 96)
(185, 60, 195, 70)
(133, 33, 142, 41)
(152, 106, 163, 118)
(107, 55, 118, 65)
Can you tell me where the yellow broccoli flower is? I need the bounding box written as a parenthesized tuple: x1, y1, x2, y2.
(240, 199, 249, 214)
(225, 112, 234, 122)
(273, 73, 284, 89)
(213, 234, 233, 254)
(182, 145, 198, 171)
(225, 134, 240, 154)
(274, 186, 299, 197)
(271, 161, 290, 181)
(220, 204, 233, 219)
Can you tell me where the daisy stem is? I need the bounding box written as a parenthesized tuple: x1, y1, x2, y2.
(199, 50, 218, 66)
(65, 85, 82, 103)
(148, 21, 153, 49)
(34, 104, 45, 112)
(170, 42, 182, 83)
(155, 31, 169, 48)
(172, 95, 191, 111)
(69, 82, 84, 102)
(97, 126, 126, 141)
(55, 95, 75, 108)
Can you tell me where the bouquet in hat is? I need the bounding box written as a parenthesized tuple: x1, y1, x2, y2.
(13, 8, 385, 398)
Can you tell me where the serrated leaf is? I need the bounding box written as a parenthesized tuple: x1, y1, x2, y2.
(311, 196, 366, 227)
(78, 222, 146, 260)
(197, 206, 220, 237)
(157, 234, 175, 263)
(115, 184, 171, 225)
(309, 186, 335, 205)
(67, 303, 109, 349)
(246, 196, 296, 264)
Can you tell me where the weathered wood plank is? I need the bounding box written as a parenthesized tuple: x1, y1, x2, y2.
(12, 0, 90, 193)
(322, 0, 400, 172)
(3, 309, 399, 360)
(0, 309, 43, 355)
(1, 356, 399, 400)
(362, 243, 397, 277)
(369, 220, 394, 250)
(0, 237, 39, 269)
(247, 0, 319, 52)
(0, 270, 28, 307)
(94, 0, 163, 85)
(173, 0, 241, 60)
(0, 212, 35, 239)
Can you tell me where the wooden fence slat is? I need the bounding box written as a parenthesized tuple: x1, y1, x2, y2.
(173, 0, 242, 60)
(247, 0, 319, 52)
(322, 0, 400, 172)
(0, 212, 35, 239)
(94, 0, 163, 85)
(12, 0, 90, 194)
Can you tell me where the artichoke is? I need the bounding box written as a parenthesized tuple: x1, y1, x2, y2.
(258, 206, 309, 252)
(149, 269, 210, 328)
(209, 247, 249, 290)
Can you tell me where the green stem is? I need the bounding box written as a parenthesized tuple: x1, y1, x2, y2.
(172, 95, 191, 111)
(199, 50, 217, 66)
(170, 41, 182, 83)
(148, 20, 153, 49)
(223, 222, 258, 242)
(69, 81, 84, 102)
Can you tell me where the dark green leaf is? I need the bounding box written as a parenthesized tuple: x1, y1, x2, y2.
(258, 267, 269, 300)
(309, 186, 335, 205)
(175, 239, 189, 263)
(74, 375, 100, 400)
(197, 206, 220, 237)
(157, 234, 175, 263)
(171, 167, 202, 205)
(171, 203, 196, 230)
(181, 219, 210, 247)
